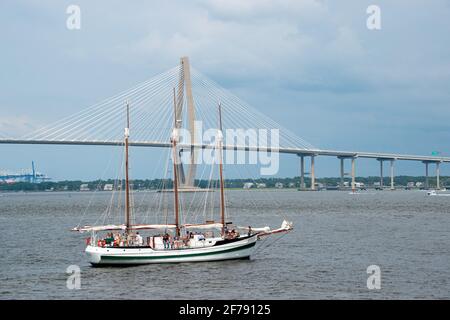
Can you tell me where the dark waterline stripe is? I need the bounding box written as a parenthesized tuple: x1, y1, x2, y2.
(100, 241, 256, 261)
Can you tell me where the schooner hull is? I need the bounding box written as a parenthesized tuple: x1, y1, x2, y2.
(86, 235, 257, 266)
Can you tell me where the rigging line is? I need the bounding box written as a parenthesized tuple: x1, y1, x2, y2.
(148, 147, 171, 225)
(94, 144, 126, 226)
(204, 162, 216, 222)
(104, 157, 123, 226)
(184, 96, 219, 223)
(135, 135, 169, 217)
(114, 145, 126, 226)
(112, 144, 127, 226)
(225, 164, 262, 215)
(146, 152, 170, 222)
(201, 156, 218, 223)
(25, 66, 180, 140)
(253, 232, 289, 257)
(75, 147, 117, 228)
(182, 149, 210, 225)
(158, 150, 171, 225)
(207, 178, 215, 222)
(197, 96, 231, 224)
(240, 163, 285, 218)
(190, 101, 217, 222)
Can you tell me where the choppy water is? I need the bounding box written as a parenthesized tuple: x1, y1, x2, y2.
(0, 189, 449, 299)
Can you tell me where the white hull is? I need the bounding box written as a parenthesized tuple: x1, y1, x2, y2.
(86, 235, 258, 266)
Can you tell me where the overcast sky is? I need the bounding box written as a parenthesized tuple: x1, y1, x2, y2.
(1, 0, 449, 180)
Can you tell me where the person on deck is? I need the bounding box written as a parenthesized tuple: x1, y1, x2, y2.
(170, 236, 175, 249)
(136, 232, 143, 246)
(163, 233, 169, 249)
(182, 231, 190, 247)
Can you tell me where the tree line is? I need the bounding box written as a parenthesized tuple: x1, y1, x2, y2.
(0, 175, 447, 192)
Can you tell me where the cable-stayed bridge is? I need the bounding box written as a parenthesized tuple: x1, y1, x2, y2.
(0, 57, 449, 190)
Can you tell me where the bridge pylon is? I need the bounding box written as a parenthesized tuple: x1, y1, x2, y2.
(176, 57, 198, 190)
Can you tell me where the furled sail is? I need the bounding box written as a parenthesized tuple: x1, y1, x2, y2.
(72, 224, 177, 233)
(238, 226, 271, 232)
(256, 220, 294, 237)
(183, 223, 223, 230)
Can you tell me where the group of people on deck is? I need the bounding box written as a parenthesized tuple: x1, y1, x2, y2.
(95, 225, 252, 248)
(224, 228, 240, 240)
(162, 231, 205, 250)
(98, 232, 143, 247)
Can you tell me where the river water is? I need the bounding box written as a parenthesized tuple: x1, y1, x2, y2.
(0, 189, 449, 299)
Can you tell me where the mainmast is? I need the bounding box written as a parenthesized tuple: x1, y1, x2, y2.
(172, 89, 181, 237)
(218, 103, 226, 236)
(124, 101, 131, 232)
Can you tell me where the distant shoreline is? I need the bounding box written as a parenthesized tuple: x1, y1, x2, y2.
(0, 176, 447, 192)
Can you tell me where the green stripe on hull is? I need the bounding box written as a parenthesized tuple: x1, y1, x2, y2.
(100, 241, 256, 261)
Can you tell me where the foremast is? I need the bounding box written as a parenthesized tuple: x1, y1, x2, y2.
(124, 101, 131, 233)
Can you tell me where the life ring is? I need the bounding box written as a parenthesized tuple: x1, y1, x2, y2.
(85, 237, 91, 245)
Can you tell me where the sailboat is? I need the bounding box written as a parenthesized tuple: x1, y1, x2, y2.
(72, 95, 293, 266)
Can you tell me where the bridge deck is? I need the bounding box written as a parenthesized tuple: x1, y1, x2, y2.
(0, 139, 448, 163)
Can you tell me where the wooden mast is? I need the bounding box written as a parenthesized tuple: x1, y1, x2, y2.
(172, 88, 181, 237)
(218, 103, 226, 236)
(125, 101, 131, 232)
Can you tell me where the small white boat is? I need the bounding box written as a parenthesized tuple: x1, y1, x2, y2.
(427, 190, 450, 197)
(73, 100, 293, 266)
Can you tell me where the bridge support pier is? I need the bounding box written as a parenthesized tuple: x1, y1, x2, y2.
(351, 157, 356, 192)
(424, 161, 430, 189)
(379, 160, 384, 189)
(299, 155, 305, 189)
(436, 162, 441, 190)
(338, 156, 354, 189)
(310, 155, 315, 190)
(390, 160, 395, 190)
